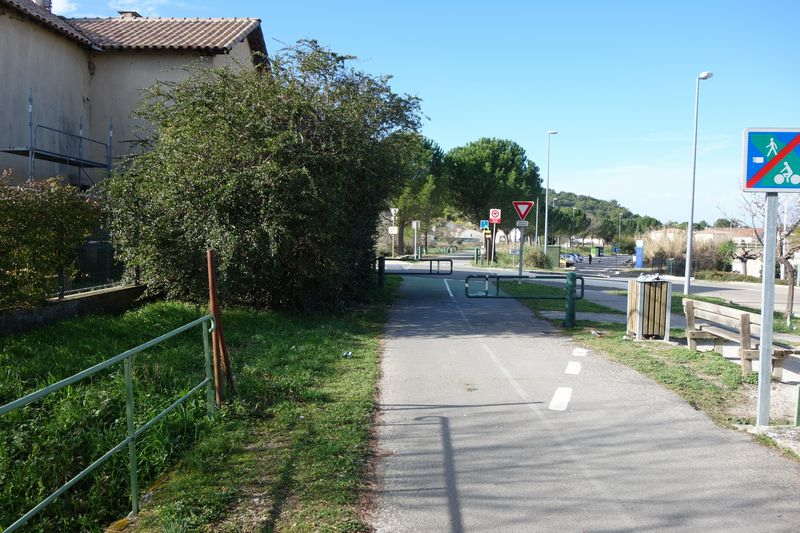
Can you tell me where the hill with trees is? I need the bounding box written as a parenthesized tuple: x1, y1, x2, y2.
(546, 190, 662, 243)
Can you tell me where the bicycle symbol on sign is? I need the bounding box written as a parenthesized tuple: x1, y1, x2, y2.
(774, 162, 800, 185)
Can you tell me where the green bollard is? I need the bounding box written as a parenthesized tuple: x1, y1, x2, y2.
(564, 272, 577, 328)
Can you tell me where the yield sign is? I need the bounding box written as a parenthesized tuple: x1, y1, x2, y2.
(743, 129, 800, 192)
(512, 200, 534, 220)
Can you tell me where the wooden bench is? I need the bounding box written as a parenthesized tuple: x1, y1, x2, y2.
(683, 299, 798, 380)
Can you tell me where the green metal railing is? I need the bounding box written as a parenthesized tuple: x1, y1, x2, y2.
(464, 273, 584, 327)
(0, 315, 217, 532)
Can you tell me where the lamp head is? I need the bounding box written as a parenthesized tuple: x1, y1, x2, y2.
(547, 130, 558, 135)
(698, 71, 713, 80)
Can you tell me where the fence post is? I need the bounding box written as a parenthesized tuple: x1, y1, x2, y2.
(564, 272, 577, 328)
(202, 320, 216, 417)
(123, 357, 139, 515)
(378, 256, 385, 288)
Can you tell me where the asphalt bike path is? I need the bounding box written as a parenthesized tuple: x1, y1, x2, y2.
(373, 269, 800, 532)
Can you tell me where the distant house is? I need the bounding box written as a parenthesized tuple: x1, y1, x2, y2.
(694, 227, 763, 248)
(0, 0, 267, 186)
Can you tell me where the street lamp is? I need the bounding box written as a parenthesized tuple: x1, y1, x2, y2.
(543, 130, 558, 252)
(683, 71, 713, 295)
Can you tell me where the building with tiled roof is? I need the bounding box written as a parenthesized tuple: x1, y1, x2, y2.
(0, 1, 268, 186)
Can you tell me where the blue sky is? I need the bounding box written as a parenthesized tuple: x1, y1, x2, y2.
(55, 0, 800, 224)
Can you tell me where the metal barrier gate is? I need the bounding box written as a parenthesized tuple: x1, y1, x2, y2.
(465, 274, 584, 299)
(384, 258, 454, 275)
(464, 273, 584, 327)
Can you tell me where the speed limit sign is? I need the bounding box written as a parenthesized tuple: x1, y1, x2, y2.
(489, 208, 501, 224)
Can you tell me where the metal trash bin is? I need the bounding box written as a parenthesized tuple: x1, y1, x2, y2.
(627, 276, 672, 340)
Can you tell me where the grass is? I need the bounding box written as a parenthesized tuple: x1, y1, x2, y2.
(0, 277, 400, 532)
(499, 280, 623, 314)
(694, 270, 791, 285)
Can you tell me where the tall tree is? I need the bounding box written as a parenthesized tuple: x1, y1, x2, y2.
(389, 134, 445, 252)
(104, 41, 421, 311)
(443, 138, 541, 229)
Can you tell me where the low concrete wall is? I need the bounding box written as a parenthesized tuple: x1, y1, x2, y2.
(0, 285, 146, 336)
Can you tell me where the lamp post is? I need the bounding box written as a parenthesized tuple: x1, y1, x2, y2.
(543, 131, 558, 253)
(683, 71, 713, 295)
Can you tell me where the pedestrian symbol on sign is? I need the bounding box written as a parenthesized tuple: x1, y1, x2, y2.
(767, 137, 779, 157)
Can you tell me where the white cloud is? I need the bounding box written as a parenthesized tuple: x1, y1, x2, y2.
(52, 0, 79, 14)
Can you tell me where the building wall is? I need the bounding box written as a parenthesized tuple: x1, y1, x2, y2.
(1, 10, 258, 186)
(0, 8, 92, 183)
(212, 39, 254, 68)
(89, 42, 255, 159)
(88, 51, 211, 162)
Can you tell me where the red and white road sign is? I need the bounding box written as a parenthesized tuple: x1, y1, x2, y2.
(512, 201, 534, 220)
(489, 208, 501, 224)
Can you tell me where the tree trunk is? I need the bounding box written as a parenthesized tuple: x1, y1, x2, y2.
(397, 221, 406, 254)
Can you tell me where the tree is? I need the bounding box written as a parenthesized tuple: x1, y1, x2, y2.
(443, 138, 541, 256)
(389, 134, 445, 253)
(549, 207, 590, 246)
(104, 41, 421, 311)
(714, 217, 741, 228)
(1, 176, 101, 309)
(444, 138, 540, 228)
(742, 195, 800, 326)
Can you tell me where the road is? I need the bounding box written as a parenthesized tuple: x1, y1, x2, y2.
(573, 254, 800, 316)
(372, 262, 800, 532)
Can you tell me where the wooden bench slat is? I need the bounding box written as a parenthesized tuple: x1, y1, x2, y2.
(699, 325, 745, 344)
(693, 309, 743, 330)
(683, 299, 762, 326)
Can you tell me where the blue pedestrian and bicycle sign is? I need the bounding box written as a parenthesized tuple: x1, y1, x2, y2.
(479, 219, 489, 229)
(743, 128, 800, 192)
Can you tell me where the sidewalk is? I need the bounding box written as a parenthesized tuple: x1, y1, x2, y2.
(373, 274, 800, 531)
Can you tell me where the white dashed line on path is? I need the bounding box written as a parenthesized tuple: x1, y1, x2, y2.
(548, 387, 573, 411)
(565, 361, 582, 375)
(572, 347, 588, 357)
(443, 279, 454, 299)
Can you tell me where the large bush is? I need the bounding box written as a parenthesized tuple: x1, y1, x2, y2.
(104, 42, 420, 311)
(0, 176, 100, 309)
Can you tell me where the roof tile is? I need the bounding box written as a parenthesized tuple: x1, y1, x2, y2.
(68, 17, 261, 52)
(1, 0, 93, 45)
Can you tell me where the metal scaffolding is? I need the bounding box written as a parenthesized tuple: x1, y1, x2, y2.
(1, 91, 112, 185)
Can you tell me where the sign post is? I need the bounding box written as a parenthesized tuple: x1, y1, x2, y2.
(489, 209, 501, 263)
(390, 208, 399, 257)
(743, 128, 800, 426)
(513, 201, 534, 276)
(412, 220, 420, 260)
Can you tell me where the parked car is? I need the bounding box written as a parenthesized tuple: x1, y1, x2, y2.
(560, 254, 575, 267)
